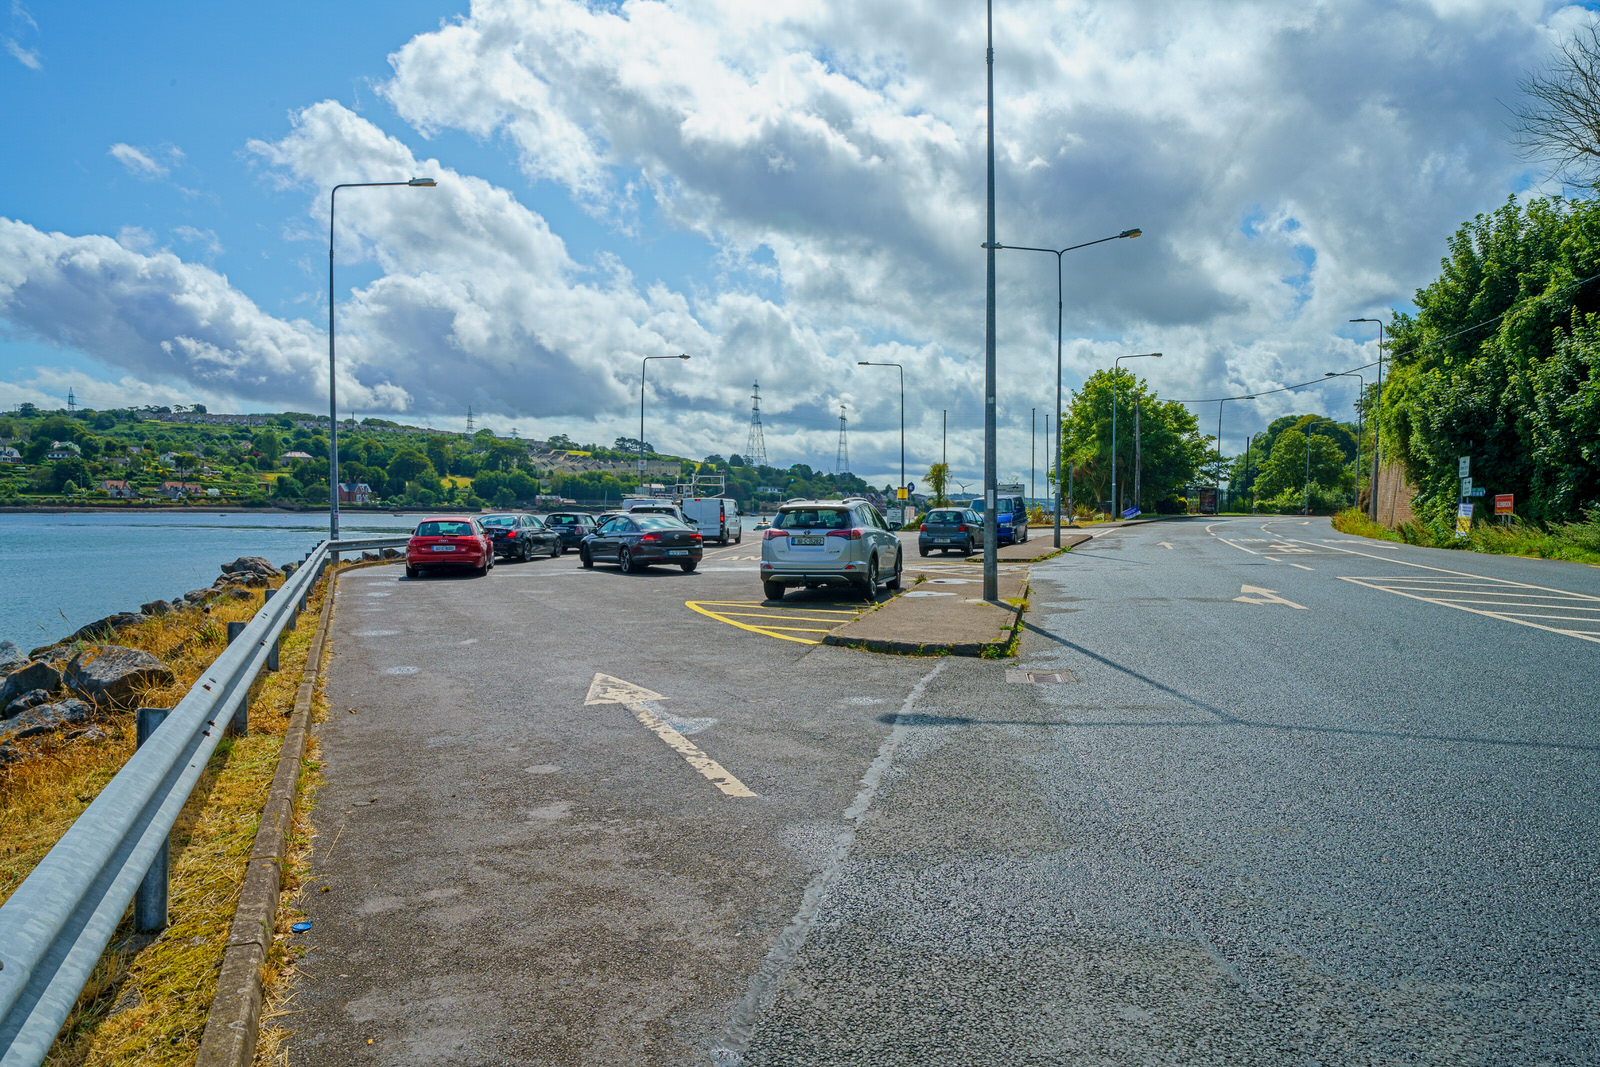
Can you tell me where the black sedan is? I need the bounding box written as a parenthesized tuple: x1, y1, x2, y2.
(542, 511, 598, 554)
(579, 514, 703, 573)
(480, 512, 562, 561)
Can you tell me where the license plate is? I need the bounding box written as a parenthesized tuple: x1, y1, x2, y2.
(667, 549, 689, 556)
(431, 545, 454, 552)
(934, 537, 952, 543)
(792, 536, 824, 545)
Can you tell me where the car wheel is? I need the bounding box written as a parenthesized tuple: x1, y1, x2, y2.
(919, 546, 929, 557)
(405, 564, 419, 579)
(580, 545, 594, 569)
(477, 555, 490, 577)
(735, 528, 742, 544)
(619, 546, 635, 573)
(860, 557, 879, 601)
(764, 579, 785, 600)
(550, 541, 561, 558)
(886, 551, 903, 590)
(680, 560, 698, 572)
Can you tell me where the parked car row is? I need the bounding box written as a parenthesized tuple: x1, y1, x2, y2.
(404, 510, 705, 578)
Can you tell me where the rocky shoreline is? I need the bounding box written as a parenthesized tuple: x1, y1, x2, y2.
(0, 556, 294, 763)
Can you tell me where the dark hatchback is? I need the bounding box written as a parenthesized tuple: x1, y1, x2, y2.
(480, 512, 562, 561)
(918, 507, 982, 556)
(579, 514, 704, 573)
(542, 511, 598, 554)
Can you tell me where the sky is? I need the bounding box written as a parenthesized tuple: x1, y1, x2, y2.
(1, 0, 1594, 490)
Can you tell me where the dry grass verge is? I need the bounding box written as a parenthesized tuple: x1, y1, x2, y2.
(0, 568, 341, 1066)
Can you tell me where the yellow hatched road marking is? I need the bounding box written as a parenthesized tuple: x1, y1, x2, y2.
(687, 600, 863, 644)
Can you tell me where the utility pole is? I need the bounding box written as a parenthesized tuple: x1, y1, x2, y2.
(982, 0, 998, 601)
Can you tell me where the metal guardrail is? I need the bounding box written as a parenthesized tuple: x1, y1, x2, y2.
(0, 539, 369, 1065)
(328, 535, 410, 555)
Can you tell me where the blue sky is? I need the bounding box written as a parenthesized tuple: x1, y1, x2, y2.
(2, 1, 1593, 487)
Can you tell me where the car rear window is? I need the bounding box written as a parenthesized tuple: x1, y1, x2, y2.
(929, 511, 965, 523)
(635, 515, 689, 530)
(416, 521, 474, 537)
(547, 515, 578, 525)
(480, 514, 515, 526)
(774, 508, 851, 530)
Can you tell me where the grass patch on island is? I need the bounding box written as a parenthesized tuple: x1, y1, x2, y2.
(1332, 506, 1600, 565)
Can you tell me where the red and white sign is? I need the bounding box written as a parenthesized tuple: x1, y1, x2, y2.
(1494, 493, 1514, 516)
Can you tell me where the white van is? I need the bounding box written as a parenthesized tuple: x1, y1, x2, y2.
(679, 497, 743, 544)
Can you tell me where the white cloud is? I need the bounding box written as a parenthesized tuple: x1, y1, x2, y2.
(173, 225, 222, 256)
(4, 37, 39, 69)
(109, 142, 166, 179)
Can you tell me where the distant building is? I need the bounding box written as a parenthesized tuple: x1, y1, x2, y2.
(281, 450, 314, 463)
(0, 446, 21, 464)
(158, 481, 201, 499)
(101, 480, 136, 499)
(338, 482, 373, 505)
(46, 441, 82, 460)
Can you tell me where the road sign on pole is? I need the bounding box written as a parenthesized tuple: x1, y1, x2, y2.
(1495, 493, 1514, 515)
(1455, 502, 1472, 539)
(1458, 456, 1470, 478)
(1460, 476, 1472, 498)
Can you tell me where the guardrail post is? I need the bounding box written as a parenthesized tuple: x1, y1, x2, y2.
(224, 623, 249, 735)
(135, 707, 171, 933)
(262, 589, 281, 670)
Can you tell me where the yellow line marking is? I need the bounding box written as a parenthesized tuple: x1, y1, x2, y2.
(687, 600, 863, 644)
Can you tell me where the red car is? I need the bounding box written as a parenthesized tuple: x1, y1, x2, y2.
(405, 516, 495, 578)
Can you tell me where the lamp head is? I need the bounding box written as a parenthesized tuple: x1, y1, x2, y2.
(1119, 228, 1142, 239)
(408, 177, 438, 187)
(858, 361, 870, 366)
(678, 353, 691, 359)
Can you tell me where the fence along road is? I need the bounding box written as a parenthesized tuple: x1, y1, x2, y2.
(0, 537, 401, 1066)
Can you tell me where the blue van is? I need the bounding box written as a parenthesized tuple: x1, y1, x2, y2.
(968, 492, 1030, 545)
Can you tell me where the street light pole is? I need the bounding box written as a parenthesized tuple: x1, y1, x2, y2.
(328, 176, 436, 542)
(982, 0, 998, 600)
(1111, 353, 1162, 517)
(858, 361, 905, 517)
(1325, 371, 1365, 509)
(1215, 394, 1256, 514)
(1350, 318, 1385, 521)
(987, 228, 1141, 546)
(640, 354, 690, 492)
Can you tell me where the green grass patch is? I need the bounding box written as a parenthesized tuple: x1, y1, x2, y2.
(1332, 506, 1600, 565)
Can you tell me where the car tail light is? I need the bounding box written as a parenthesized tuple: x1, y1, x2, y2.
(826, 528, 864, 540)
(505, 530, 518, 538)
(690, 532, 703, 542)
(957, 524, 969, 532)
(764, 529, 787, 540)
(919, 524, 927, 532)
(639, 533, 662, 543)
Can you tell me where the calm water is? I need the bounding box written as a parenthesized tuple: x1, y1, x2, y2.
(0, 511, 421, 652)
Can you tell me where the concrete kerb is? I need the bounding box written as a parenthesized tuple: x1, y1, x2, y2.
(194, 558, 382, 1067)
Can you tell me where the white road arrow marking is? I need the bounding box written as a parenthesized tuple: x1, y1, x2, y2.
(585, 673, 756, 797)
(1157, 541, 1174, 549)
(1233, 585, 1308, 609)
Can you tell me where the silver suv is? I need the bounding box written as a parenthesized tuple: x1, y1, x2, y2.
(760, 497, 904, 601)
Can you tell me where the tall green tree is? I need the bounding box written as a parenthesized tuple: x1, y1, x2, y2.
(925, 462, 951, 506)
(1060, 369, 1208, 512)
(1384, 195, 1600, 526)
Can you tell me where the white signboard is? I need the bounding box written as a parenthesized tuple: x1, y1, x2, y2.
(1458, 456, 1470, 478)
(1460, 477, 1472, 498)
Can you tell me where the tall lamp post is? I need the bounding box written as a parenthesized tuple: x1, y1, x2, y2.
(858, 361, 905, 516)
(1324, 371, 1365, 509)
(987, 228, 1142, 546)
(1216, 394, 1256, 513)
(1350, 317, 1385, 521)
(1111, 352, 1162, 517)
(328, 177, 437, 542)
(641, 354, 690, 491)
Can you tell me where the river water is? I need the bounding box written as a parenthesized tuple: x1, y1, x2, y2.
(0, 511, 422, 652)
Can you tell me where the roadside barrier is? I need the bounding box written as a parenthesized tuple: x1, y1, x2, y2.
(0, 535, 402, 1066)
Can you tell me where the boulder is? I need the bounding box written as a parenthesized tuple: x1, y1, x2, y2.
(0, 639, 24, 673)
(140, 600, 172, 617)
(0, 698, 97, 744)
(221, 556, 284, 581)
(4, 689, 52, 718)
(69, 613, 149, 643)
(0, 660, 63, 716)
(62, 646, 174, 709)
(184, 589, 213, 604)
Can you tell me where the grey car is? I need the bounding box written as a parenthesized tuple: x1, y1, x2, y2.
(918, 507, 982, 556)
(760, 497, 903, 601)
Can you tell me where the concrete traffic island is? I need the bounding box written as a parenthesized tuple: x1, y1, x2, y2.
(824, 530, 1092, 656)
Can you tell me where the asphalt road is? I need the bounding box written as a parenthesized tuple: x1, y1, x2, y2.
(283, 520, 1600, 1065)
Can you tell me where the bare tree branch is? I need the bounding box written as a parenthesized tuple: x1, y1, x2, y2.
(1508, 22, 1600, 187)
